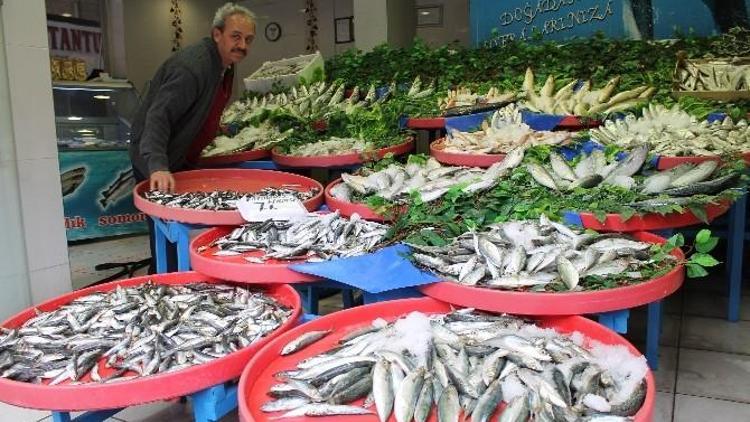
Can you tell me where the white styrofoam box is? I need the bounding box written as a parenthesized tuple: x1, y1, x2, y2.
(243, 51, 324, 94)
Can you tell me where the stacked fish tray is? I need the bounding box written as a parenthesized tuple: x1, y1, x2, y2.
(0, 272, 301, 412)
(133, 169, 324, 226)
(238, 298, 656, 421)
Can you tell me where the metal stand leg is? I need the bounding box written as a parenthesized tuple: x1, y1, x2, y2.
(190, 383, 238, 422)
(727, 193, 746, 322)
(646, 300, 663, 370)
(153, 218, 168, 274)
(597, 309, 630, 334)
(173, 223, 192, 272)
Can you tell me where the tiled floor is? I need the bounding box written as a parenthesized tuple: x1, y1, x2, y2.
(0, 238, 748, 421)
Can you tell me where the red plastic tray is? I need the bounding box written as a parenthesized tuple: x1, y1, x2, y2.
(578, 200, 731, 232)
(324, 179, 407, 222)
(556, 115, 602, 130)
(0, 272, 301, 411)
(656, 153, 750, 170)
(406, 117, 445, 130)
(238, 297, 655, 422)
(198, 148, 271, 166)
(133, 169, 324, 225)
(429, 137, 506, 168)
(420, 232, 684, 316)
(271, 138, 415, 168)
(190, 227, 322, 284)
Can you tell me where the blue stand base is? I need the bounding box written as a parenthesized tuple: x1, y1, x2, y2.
(50, 382, 239, 422)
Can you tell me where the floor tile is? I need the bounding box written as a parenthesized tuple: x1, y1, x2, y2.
(654, 391, 675, 422)
(673, 394, 750, 421)
(68, 234, 150, 289)
(0, 402, 53, 422)
(112, 400, 238, 422)
(680, 316, 750, 355)
(683, 289, 750, 321)
(624, 309, 681, 347)
(113, 400, 191, 422)
(662, 290, 684, 316)
(654, 346, 679, 393)
(676, 349, 750, 402)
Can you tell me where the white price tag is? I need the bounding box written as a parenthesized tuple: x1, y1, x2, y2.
(237, 196, 309, 222)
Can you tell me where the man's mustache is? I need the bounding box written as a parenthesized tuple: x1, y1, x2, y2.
(232, 48, 247, 55)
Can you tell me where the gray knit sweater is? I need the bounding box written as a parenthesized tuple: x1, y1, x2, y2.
(129, 37, 229, 176)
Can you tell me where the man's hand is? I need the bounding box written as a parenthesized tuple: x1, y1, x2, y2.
(150, 171, 176, 192)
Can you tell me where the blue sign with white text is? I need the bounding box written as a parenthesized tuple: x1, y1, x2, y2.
(470, 0, 750, 45)
(59, 149, 147, 242)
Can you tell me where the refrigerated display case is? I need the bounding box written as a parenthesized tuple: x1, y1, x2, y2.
(54, 80, 148, 241)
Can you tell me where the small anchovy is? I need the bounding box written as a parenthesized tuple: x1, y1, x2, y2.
(142, 187, 320, 211)
(0, 281, 292, 385)
(203, 210, 388, 262)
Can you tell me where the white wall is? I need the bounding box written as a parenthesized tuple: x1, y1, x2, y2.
(1, 0, 72, 317)
(122, 0, 225, 94)
(236, 0, 354, 95)
(415, 0, 469, 46)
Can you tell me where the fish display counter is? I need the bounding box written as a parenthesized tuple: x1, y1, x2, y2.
(133, 169, 324, 225)
(238, 298, 655, 422)
(0, 271, 301, 411)
(54, 80, 146, 241)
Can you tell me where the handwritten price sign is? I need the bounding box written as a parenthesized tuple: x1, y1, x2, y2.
(237, 196, 309, 222)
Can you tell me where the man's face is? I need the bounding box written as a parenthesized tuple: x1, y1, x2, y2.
(213, 14, 255, 67)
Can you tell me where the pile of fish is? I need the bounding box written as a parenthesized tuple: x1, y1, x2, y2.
(437, 86, 516, 113)
(674, 57, 750, 91)
(222, 77, 434, 125)
(0, 282, 291, 384)
(410, 215, 666, 291)
(262, 309, 648, 421)
(520, 68, 655, 116)
(200, 211, 388, 262)
(590, 104, 750, 156)
(525, 145, 741, 202)
(442, 105, 573, 154)
(201, 124, 292, 158)
(284, 137, 374, 157)
(331, 149, 525, 205)
(142, 187, 320, 211)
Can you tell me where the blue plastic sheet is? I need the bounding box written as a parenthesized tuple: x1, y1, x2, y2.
(520, 111, 566, 131)
(707, 112, 727, 123)
(557, 139, 605, 161)
(444, 111, 494, 132)
(290, 244, 440, 293)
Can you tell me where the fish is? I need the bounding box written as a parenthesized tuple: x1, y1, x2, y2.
(202, 211, 388, 262)
(0, 281, 291, 385)
(61, 167, 87, 197)
(143, 187, 320, 211)
(280, 330, 331, 355)
(331, 155, 522, 206)
(99, 169, 135, 209)
(410, 215, 658, 292)
(591, 104, 750, 157)
(201, 123, 290, 157)
(262, 310, 648, 421)
(526, 163, 558, 190)
(442, 104, 572, 155)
